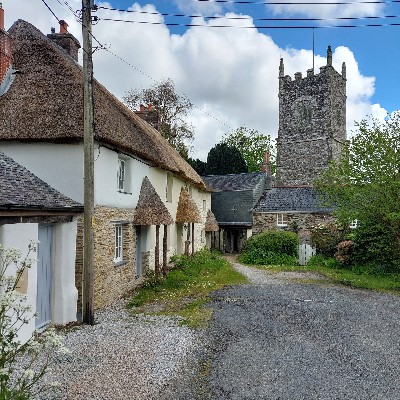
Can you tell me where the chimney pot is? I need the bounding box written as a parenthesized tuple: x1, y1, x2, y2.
(147, 104, 153, 111)
(51, 27, 55, 34)
(0, 3, 4, 31)
(59, 20, 68, 33)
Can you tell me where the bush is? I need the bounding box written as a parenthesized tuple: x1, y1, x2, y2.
(238, 230, 298, 265)
(309, 222, 349, 257)
(307, 254, 341, 269)
(352, 219, 400, 273)
(334, 240, 354, 266)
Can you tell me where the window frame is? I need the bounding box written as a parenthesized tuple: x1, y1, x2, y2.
(117, 158, 126, 192)
(276, 213, 288, 227)
(114, 225, 123, 264)
(349, 219, 358, 229)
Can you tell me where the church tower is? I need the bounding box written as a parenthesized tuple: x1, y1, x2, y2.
(275, 46, 347, 186)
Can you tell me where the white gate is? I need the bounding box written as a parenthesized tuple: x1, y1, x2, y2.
(36, 225, 54, 329)
(298, 244, 316, 266)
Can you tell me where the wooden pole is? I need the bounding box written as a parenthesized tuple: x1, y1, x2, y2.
(191, 222, 195, 256)
(82, 0, 94, 325)
(155, 225, 160, 277)
(162, 224, 168, 277)
(184, 223, 190, 256)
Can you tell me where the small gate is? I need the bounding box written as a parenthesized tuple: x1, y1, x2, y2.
(298, 244, 316, 266)
(36, 225, 54, 329)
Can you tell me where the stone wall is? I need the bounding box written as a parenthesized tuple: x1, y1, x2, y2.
(276, 50, 346, 186)
(76, 206, 142, 311)
(253, 212, 334, 244)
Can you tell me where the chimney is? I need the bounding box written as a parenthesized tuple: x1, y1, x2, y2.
(0, 3, 12, 85)
(260, 150, 272, 175)
(47, 20, 81, 62)
(147, 103, 153, 111)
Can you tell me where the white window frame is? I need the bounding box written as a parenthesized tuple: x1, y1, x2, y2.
(349, 219, 358, 229)
(117, 158, 125, 192)
(276, 213, 288, 227)
(114, 225, 123, 263)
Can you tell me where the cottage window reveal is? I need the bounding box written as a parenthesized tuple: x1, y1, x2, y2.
(166, 173, 173, 202)
(276, 213, 288, 227)
(117, 158, 125, 191)
(203, 199, 206, 212)
(114, 225, 123, 263)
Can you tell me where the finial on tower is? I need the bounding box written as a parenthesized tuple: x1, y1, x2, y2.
(342, 62, 346, 79)
(327, 45, 332, 67)
(279, 58, 284, 78)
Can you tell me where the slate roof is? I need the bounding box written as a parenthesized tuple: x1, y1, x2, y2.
(254, 187, 332, 213)
(0, 152, 83, 211)
(202, 172, 266, 192)
(0, 20, 206, 191)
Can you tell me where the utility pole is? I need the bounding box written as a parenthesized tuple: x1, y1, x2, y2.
(82, 0, 94, 325)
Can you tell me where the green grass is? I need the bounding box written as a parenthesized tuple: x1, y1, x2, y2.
(246, 259, 400, 294)
(128, 249, 248, 327)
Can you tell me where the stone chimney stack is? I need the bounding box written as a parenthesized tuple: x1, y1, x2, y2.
(0, 3, 12, 84)
(47, 20, 81, 62)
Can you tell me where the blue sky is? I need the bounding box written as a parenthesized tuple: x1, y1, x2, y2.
(4, 0, 400, 159)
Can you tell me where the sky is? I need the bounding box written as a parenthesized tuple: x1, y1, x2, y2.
(3, 0, 400, 160)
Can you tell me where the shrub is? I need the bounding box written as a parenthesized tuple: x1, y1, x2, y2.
(334, 240, 354, 266)
(307, 254, 341, 269)
(239, 230, 298, 265)
(309, 221, 349, 257)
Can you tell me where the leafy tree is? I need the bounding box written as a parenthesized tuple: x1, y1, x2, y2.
(188, 158, 208, 176)
(221, 127, 275, 173)
(315, 113, 400, 270)
(124, 78, 194, 159)
(206, 143, 248, 175)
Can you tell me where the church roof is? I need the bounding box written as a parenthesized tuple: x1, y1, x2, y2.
(0, 151, 83, 212)
(254, 187, 332, 213)
(202, 172, 266, 192)
(0, 20, 206, 191)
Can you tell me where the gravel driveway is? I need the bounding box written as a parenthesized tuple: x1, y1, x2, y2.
(38, 259, 400, 399)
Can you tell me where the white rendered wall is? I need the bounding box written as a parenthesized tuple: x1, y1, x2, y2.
(0, 223, 38, 344)
(94, 145, 150, 208)
(52, 220, 78, 325)
(0, 142, 84, 203)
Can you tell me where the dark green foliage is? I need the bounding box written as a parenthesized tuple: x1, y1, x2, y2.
(238, 230, 298, 265)
(307, 254, 341, 269)
(206, 143, 248, 175)
(352, 219, 400, 273)
(187, 158, 208, 175)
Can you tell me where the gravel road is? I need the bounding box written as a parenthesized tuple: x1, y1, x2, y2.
(37, 259, 400, 399)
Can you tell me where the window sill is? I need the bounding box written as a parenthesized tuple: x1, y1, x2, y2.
(117, 190, 132, 195)
(114, 260, 128, 268)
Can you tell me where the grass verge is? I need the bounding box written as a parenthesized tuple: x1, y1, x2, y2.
(248, 260, 400, 294)
(128, 250, 248, 328)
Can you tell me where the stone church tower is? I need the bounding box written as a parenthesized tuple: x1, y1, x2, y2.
(276, 46, 347, 186)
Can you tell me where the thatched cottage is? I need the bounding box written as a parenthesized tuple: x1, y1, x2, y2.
(0, 11, 210, 311)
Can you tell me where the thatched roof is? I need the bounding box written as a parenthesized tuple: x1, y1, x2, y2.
(132, 177, 173, 226)
(0, 20, 206, 191)
(176, 187, 201, 223)
(205, 209, 219, 232)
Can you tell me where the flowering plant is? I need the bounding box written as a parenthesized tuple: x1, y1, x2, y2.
(0, 241, 67, 399)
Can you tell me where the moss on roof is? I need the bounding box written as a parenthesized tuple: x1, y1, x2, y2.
(0, 20, 206, 190)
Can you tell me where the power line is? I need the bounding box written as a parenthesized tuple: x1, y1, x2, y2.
(40, 0, 61, 24)
(98, 6, 400, 23)
(99, 17, 400, 29)
(193, 0, 400, 4)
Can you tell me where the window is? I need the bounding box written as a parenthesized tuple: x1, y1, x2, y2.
(202, 199, 206, 212)
(276, 213, 288, 227)
(114, 225, 123, 263)
(166, 173, 173, 202)
(117, 158, 125, 191)
(349, 219, 358, 229)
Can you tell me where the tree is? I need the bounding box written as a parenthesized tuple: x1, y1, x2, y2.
(315, 113, 400, 270)
(124, 78, 194, 159)
(187, 158, 208, 176)
(206, 143, 248, 175)
(221, 127, 275, 173)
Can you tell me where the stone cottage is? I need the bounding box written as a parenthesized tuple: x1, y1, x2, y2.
(253, 46, 347, 243)
(0, 13, 210, 311)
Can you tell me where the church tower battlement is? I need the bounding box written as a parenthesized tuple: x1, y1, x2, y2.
(276, 45, 347, 187)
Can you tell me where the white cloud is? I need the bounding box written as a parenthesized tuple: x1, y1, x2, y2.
(172, 0, 224, 15)
(267, 0, 385, 21)
(4, 1, 384, 160)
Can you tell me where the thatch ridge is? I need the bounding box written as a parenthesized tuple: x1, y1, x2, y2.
(176, 187, 202, 223)
(133, 177, 174, 226)
(0, 20, 206, 190)
(205, 209, 219, 232)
